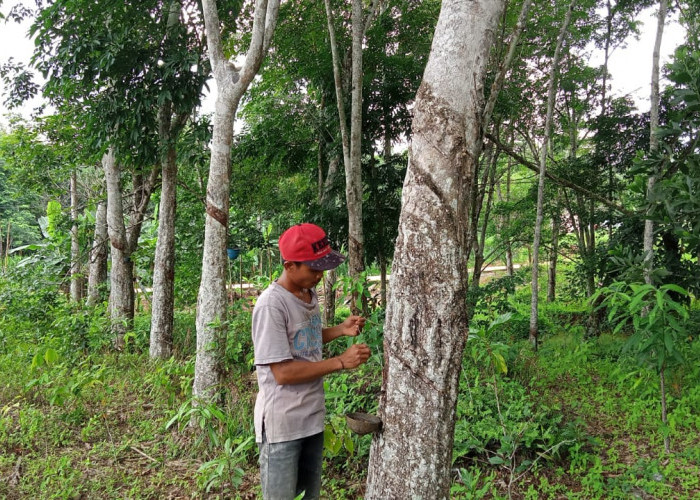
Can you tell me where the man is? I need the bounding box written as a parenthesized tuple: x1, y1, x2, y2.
(252, 223, 371, 500)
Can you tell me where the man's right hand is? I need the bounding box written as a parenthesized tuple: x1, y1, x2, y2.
(339, 343, 371, 370)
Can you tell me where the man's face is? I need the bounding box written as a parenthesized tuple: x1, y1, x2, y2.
(287, 262, 324, 289)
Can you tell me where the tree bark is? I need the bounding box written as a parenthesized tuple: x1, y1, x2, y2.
(87, 197, 108, 307)
(104, 149, 134, 348)
(69, 170, 84, 302)
(346, 0, 365, 314)
(643, 0, 668, 285)
(194, 0, 280, 403)
(150, 135, 178, 359)
(150, 0, 189, 360)
(365, 1, 504, 497)
(323, 268, 337, 327)
(530, 2, 574, 349)
(547, 206, 560, 303)
(324, 0, 368, 314)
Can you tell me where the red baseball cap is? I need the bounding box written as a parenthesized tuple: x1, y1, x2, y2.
(278, 223, 346, 271)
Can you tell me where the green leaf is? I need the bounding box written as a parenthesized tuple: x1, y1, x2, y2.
(493, 352, 508, 375)
(44, 348, 59, 365)
(660, 284, 688, 296)
(344, 433, 354, 455)
(488, 456, 505, 465)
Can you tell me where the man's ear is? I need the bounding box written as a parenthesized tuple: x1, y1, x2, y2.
(282, 261, 296, 271)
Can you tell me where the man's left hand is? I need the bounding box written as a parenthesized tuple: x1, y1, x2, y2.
(341, 315, 366, 337)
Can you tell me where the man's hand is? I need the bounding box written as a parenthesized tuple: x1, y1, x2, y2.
(340, 315, 366, 337)
(338, 343, 371, 370)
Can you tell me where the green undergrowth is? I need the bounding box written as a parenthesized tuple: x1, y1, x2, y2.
(1, 270, 699, 498)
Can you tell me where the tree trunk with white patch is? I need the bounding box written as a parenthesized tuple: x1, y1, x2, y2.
(365, 1, 504, 497)
(194, 0, 280, 402)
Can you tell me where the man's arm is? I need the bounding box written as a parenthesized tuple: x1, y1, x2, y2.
(322, 315, 366, 343)
(269, 343, 371, 385)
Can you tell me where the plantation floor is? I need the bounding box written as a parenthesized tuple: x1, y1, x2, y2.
(1, 336, 699, 499)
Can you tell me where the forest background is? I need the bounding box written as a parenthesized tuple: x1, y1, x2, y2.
(0, 0, 699, 498)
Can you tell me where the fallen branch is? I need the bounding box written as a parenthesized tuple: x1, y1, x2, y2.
(131, 445, 159, 464)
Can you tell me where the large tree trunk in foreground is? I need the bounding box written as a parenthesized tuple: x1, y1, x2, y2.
(365, 2, 504, 498)
(194, 0, 279, 402)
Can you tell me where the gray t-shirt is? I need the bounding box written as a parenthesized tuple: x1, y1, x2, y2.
(252, 282, 325, 443)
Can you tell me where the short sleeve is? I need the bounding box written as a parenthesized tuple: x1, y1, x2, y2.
(252, 302, 293, 366)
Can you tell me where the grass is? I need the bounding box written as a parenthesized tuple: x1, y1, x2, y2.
(1, 298, 699, 498)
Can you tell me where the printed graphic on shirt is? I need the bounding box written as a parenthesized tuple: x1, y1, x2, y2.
(292, 312, 323, 359)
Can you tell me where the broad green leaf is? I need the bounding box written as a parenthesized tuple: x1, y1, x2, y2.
(44, 348, 59, 365)
(493, 352, 508, 375)
(488, 456, 505, 465)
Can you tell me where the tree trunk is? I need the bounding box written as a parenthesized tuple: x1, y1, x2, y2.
(104, 149, 134, 348)
(504, 157, 514, 276)
(325, 0, 372, 314)
(150, 0, 187, 359)
(323, 268, 337, 327)
(87, 197, 108, 307)
(643, 0, 668, 285)
(529, 2, 574, 350)
(660, 364, 670, 453)
(471, 145, 499, 289)
(365, 2, 504, 497)
(150, 142, 178, 359)
(547, 208, 560, 303)
(346, 0, 365, 314)
(70, 170, 84, 302)
(195, 0, 280, 403)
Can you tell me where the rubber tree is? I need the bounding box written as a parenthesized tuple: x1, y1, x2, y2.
(365, 1, 504, 497)
(149, 0, 207, 359)
(530, 2, 575, 348)
(29, 0, 208, 344)
(643, 0, 669, 285)
(193, 0, 280, 403)
(324, 0, 384, 313)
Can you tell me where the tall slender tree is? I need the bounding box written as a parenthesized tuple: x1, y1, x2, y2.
(643, 0, 669, 285)
(530, 1, 575, 349)
(193, 0, 280, 402)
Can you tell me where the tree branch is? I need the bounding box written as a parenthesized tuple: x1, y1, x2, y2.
(485, 132, 634, 216)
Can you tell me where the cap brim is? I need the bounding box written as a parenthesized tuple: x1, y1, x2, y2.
(304, 250, 346, 271)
